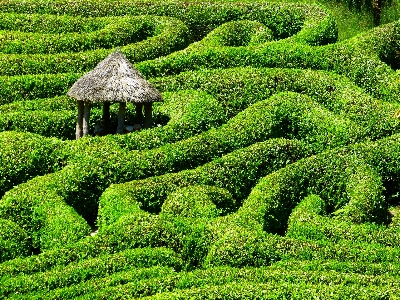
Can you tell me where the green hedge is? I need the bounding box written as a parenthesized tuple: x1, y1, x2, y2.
(0, 15, 189, 76)
(0, 89, 224, 141)
(203, 226, 280, 268)
(0, 247, 182, 298)
(0, 1, 337, 77)
(97, 138, 308, 228)
(0, 101, 137, 139)
(0, 219, 30, 263)
(286, 194, 400, 246)
(0, 73, 79, 105)
(18, 264, 400, 299)
(0, 15, 156, 54)
(139, 281, 393, 299)
(1, 66, 397, 204)
(0, 172, 92, 251)
(138, 21, 398, 102)
(160, 185, 236, 219)
(0, 68, 398, 252)
(0, 1, 334, 42)
(4, 90, 352, 250)
(12, 266, 176, 300)
(0, 96, 75, 112)
(237, 133, 400, 234)
(0, 12, 106, 33)
(0, 131, 63, 198)
(105, 90, 226, 150)
(2, 67, 397, 136)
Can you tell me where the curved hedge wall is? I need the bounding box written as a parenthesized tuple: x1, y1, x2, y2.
(1, 0, 400, 298)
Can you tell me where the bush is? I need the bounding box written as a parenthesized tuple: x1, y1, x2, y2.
(0, 15, 156, 54)
(203, 227, 281, 268)
(0, 131, 63, 198)
(238, 133, 400, 234)
(160, 185, 236, 219)
(0, 219, 30, 263)
(97, 138, 308, 228)
(0, 247, 182, 298)
(0, 15, 189, 76)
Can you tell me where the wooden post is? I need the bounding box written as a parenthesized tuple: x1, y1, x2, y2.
(144, 103, 152, 128)
(83, 102, 91, 137)
(135, 103, 143, 126)
(76, 100, 84, 139)
(117, 102, 126, 134)
(103, 102, 110, 135)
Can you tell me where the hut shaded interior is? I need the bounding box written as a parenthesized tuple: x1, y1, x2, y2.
(67, 51, 163, 139)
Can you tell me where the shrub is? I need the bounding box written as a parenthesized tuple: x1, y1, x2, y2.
(0, 219, 30, 263)
(160, 185, 236, 219)
(238, 133, 400, 234)
(0, 247, 182, 298)
(0, 131, 63, 198)
(203, 227, 281, 268)
(97, 138, 308, 228)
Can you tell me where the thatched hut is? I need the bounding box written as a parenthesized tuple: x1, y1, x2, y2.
(67, 51, 163, 139)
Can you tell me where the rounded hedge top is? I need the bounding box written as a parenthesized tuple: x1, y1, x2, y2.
(160, 185, 236, 219)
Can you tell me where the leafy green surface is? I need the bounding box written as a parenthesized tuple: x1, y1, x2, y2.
(0, 0, 400, 298)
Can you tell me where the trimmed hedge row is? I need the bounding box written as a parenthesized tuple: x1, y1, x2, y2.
(237, 133, 400, 234)
(286, 194, 400, 246)
(151, 67, 400, 132)
(0, 171, 93, 251)
(97, 137, 309, 228)
(0, 110, 77, 139)
(97, 90, 371, 226)
(0, 73, 79, 105)
(0, 89, 224, 141)
(0, 101, 137, 139)
(104, 90, 227, 150)
(12, 266, 176, 300)
(275, 258, 400, 276)
(185, 20, 275, 51)
(0, 12, 106, 33)
(0, 86, 391, 250)
(0, 1, 338, 78)
(0, 15, 156, 54)
(1, 67, 396, 202)
(0, 15, 189, 76)
(0, 247, 182, 298)
(0, 96, 75, 112)
(0, 67, 398, 254)
(0, 219, 29, 263)
(2, 90, 356, 250)
(2, 66, 397, 137)
(0, 131, 63, 198)
(0, 1, 335, 43)
(138, 21, 398, 102)
(160, 185, 236, 220)
(139, 282, 394, 299)
(18, 264, 400, 299)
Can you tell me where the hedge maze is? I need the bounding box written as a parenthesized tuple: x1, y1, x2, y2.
(0, 0, 400, 298)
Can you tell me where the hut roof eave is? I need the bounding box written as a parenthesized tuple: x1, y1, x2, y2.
(67, 51, 163, 104)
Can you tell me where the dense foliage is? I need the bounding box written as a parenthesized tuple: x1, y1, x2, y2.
(0, 0, 399, 298)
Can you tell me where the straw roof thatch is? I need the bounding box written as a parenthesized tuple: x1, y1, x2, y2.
(67, 51, 163, 104)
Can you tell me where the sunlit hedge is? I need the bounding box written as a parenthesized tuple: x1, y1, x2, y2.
(1, 0, 400, 298)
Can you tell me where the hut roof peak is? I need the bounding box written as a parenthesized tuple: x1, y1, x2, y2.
(67, 51, 162, 104)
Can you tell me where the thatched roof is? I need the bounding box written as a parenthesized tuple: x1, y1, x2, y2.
(67, 51, 163, 104)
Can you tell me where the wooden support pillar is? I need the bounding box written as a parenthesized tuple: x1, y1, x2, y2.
(76, 100, 84, 139)
(144, 103, 152, 128)
(83, 102, 91, 137)
(117, 102, 126, 134)
(135, 103, 143, 126)
(103, 102, 110, 135)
